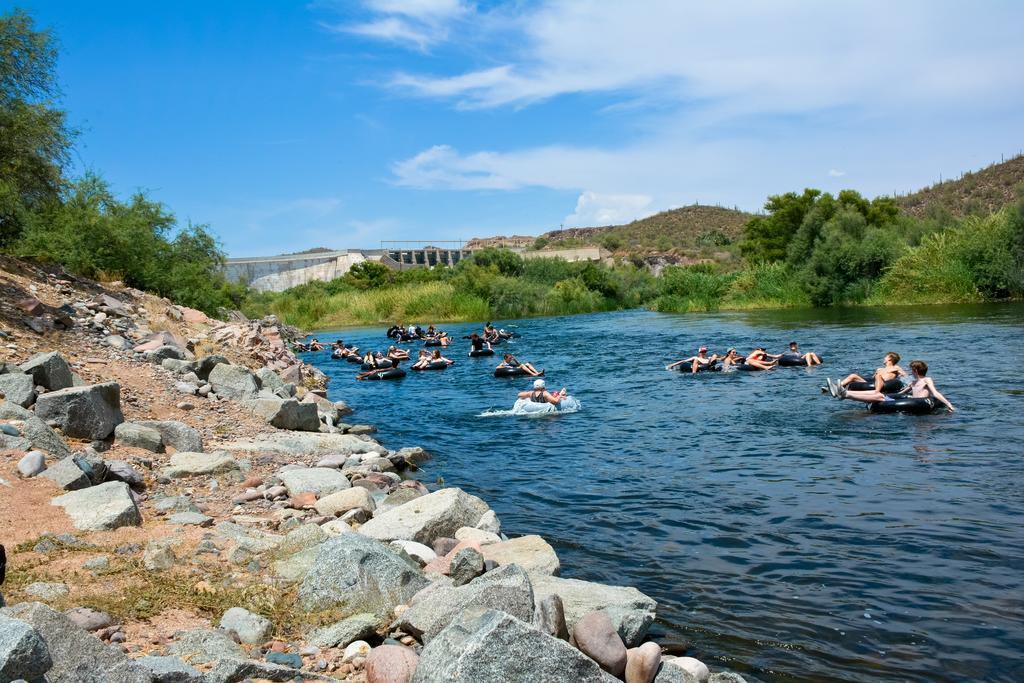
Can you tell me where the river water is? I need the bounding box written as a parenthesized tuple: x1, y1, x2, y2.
(301, 304, 1024, 683)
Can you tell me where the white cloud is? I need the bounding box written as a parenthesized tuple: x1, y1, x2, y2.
(365, 0, 468, 21)
(564, 192, 653, 227)
(385, 1, 1024, 112)
(345, 18, 438, 48)
(330, 0, 472, 49)
(828, 169, 846, 178)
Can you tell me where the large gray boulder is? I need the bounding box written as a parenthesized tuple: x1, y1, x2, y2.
(0, 372, 35, 407)
(412, 609, 618, 683)
(52, 481, 142, 531)
(0, 613, 52, 682)
(221, 431, 387, 457)
(146, 345, 190, 363)
(134, 420, 203, 452)
(162, 451, 239, 479)
(114, 422, 164, 452)
(399, 564, 535, 643)
(208, 363, 259, 401)
(255, 367, 285, 392)
(298, 534, 429, 616)
(219, 607, 272, 645)
(480, 535, 560, 578)
(247, 398, 321, 432)
(40, 456, 90, 491)
(359, 488, 491, 545)
(34, 382, 124, 440)
(279, 467, 351, 497)
(0, 602, 151, 682)
(307, 612, 378, 649)
(204, 657, 335, 683)
(0, 403, 72, 457)
(167, 628, 245, 664)
(189, 354, 227, 381)
(135, 655, 205, 683)
(530, 575, 657, 647)
(19, 352, 74, 391)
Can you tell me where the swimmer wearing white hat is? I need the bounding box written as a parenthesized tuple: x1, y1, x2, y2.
(518, 377, 568, 406)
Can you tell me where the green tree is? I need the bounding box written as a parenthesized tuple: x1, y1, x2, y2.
(740, 189, 821, 262)
(0, 9, 72, 245)
(796, 209, 904, 306)
(464, 247, 524, 277)
(344, 260, 392, 289)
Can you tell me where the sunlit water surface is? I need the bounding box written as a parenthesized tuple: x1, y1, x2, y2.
(301, 304, 1024, 683)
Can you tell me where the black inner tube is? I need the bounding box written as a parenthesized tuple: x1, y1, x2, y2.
(469, 349, 495, 357)
(848, 378, 904, 394)
(777, 352, 825, 367)
(413, 360, 449, 371)
(364, 367, 406, 381)
(494, 366, 528, 377)
(868, 397, 938, 415)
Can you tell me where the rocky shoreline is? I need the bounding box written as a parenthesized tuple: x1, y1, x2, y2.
(0, 259, 749, 683)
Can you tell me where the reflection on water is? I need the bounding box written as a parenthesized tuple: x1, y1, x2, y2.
(303, 303, 1024, 683)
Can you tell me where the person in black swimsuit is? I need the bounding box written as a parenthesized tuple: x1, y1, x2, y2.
(517, 378, 566, 406)
(498, 353, 543, 376)
(469, 332, 492, 353)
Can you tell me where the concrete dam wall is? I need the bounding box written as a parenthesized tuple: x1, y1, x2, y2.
(225, 245, 607, 292)
(224, 251, 366, 292)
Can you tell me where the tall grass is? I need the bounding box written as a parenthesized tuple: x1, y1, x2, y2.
(870, 207, 1023, 305)
(722, 262, 809, 309)
(247, 282, 489, 329)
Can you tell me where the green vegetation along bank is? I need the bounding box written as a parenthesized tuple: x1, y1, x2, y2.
(244, 191, 1024, 329)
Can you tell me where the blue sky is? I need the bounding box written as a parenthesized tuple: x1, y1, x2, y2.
(12, 0, 1024, 256)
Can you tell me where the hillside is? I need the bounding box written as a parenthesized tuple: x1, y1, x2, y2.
(537, 204, 753, 255)
(896, 154, 1024, 218)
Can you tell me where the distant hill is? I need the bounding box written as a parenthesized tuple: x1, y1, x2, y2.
(464, 235, 535, 249)
(537, 204, 754, 255)
(896, 154, 1024, 218)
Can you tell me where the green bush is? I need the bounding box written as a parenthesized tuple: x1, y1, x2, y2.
(14, 175, 237, 314)
(874, 205, 1024, 304)
(462, 247, 524, 277)
(546, 277, 604, 314)
(653, 264, 732, 312)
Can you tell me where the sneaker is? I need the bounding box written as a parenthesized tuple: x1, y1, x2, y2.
(837, 384, 848, 399)
(826, 378, 838, 398)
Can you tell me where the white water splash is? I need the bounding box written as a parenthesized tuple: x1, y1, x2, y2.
(479, 396, 581, 417)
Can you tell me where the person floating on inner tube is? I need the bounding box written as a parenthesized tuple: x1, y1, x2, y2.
(498, 353, 544, 377)
(666, 346, 719, 373)
(308, 338, 323, 351)
(743, 347, 776, 370)
(721, 348, 742, 370)
(826, 360, 954, 412)
(387, 345, 409, 361)
(430, 349, 454, 366)
(469, 332, 492, 354)
(518, 378, 567, 406)
(356, 357, 400, 380)
(483, 322, 501, 344)
(411, 349, 431, 369)
(836, 352, 906, 393)
(779, 341, 822, 366)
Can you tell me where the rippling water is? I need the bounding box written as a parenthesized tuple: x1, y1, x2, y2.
(301, 304, 1024, 683)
